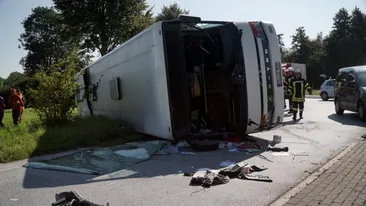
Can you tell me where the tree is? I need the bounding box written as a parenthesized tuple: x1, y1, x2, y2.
(283, 7, 366, 88)
(18, 6, 78, 75)
(3, 72, 27, 89)
(0, 77, 4, 91)
(291, 26, 311, 64)
(277, 34, 286, 61)
(349, 7, 366, 63)
(307, 33, 327, 87)
(155, 3, 189, 21)
(30, 50, 80, 124)
(332, 8, 351, 39)
(324, 8, 354, 77)
(53, 0, 154, 56)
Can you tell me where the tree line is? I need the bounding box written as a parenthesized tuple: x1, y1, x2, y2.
(0, 1, 188, 123)
(1, 1, 365, 122)
(278, 7, 366, 88)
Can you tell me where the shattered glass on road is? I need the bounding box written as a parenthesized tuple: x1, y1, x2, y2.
(23, 140, 171, 175)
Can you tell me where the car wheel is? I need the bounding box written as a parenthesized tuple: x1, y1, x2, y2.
(321, 92, 329, 101)
(335, 99, 344, 115)
(357, 102, 366, 121)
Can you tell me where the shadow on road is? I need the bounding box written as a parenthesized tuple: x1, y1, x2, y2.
(282, 120, 304, 126)
(328, 113, 366, 127)
(317, 99, 334, 102)
(22, 136, 272, 189)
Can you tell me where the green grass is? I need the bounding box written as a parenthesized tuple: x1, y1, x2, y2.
(0, 108, 142, 163)
(311, 89, 320, 95)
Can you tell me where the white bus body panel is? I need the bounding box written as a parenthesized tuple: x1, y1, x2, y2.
(77, 20, 284, 140)
(235, 21, 284, 133)
(256, 39, 269, 117)
(234, 22, 262, 133)
(261, 21, 284, 125)
(77, 22, 174, 140)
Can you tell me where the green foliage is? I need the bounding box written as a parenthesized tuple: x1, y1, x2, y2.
(283, 6, 366, 89)
(53, 0, 154, 56)
(290, 26, 311, 64)
(155, 3, 190, 22)
(0, 77, 4, 91)
(0, 108, 138, 163)
(19, 7, 73, 75)
(30, 50, 79, 124)
(323, 7, 366, 78)
(3, 72, 26, 88)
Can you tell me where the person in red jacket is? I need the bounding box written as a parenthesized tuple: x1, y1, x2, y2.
(16, 89, 24, 123)
(0, 95, 4, 127)
(8, 89, 24, 125)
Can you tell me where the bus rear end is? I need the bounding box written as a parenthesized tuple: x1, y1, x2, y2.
(235, 21, 284, 133)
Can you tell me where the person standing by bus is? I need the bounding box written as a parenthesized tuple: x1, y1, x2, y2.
(8, 89, 24, 125)
(284, 67, 295, 114)
(288, 69, 312, 121)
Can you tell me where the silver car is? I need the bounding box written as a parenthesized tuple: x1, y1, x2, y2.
(320, 79, 336, 101)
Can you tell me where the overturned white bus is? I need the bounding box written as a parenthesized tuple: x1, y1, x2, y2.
(76, 15, 284, 141)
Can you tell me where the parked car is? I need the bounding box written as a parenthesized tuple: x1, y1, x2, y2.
(320, 79, 336, 101)
(334, 65, 366, 121)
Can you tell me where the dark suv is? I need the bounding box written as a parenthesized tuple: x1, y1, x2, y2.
(334, 65, 366, 121)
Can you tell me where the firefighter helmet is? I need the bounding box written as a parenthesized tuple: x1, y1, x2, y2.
(294, 68, 301, 73)
(287, 67, 294, 72)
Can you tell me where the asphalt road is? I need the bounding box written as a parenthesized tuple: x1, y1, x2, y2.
(0, 98, 365, 206)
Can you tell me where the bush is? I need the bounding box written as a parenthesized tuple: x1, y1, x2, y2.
(30, 50, 79, 125)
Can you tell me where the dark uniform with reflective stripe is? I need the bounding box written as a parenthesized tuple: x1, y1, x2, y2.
(284, 75, 294, 112)
(289, 77, 311, 120)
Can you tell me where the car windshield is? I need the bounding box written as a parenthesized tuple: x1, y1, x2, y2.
(357, 72, 366, 87)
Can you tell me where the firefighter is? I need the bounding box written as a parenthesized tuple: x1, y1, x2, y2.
(283, 75, 287, 109)
(288, 69, 312, 121)
(284, 67, 295, 114)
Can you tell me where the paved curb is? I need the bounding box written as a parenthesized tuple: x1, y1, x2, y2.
(268, 141, 359, 206)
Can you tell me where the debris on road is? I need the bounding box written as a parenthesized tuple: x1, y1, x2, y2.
(189, 140, 219, 151)
(52, 190, 104, 206)
(292, 152, 309, 156)
(114, 148, 149, 159)
(180, 152, 196, 156)
(176, 141, 190, 148)
(24, 140, 172, 175)
(219, 161, 236, 167)
(267, 146, 289, 152)
(271, 152, 290, 156)
(273, 135, 282, 144)
(184, 162, 272, 188)
(291, 152, 309, 160)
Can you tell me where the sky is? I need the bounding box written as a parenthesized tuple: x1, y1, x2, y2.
(0, 0, 365, 78)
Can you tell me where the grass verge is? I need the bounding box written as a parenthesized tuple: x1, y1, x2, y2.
(311, 89, 320, 96)
(0, 108, 142, 163)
